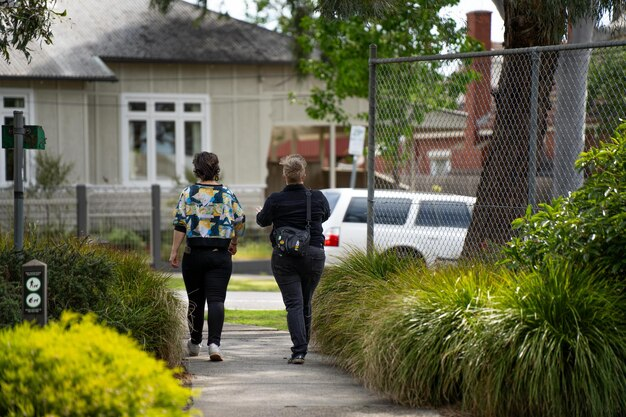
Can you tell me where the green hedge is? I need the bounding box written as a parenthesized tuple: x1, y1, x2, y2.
(0, 312, 195, 417)
(0, 235, 184, 367)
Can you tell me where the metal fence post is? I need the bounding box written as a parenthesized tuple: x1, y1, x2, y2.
(76, 184, 88, 237)
(367, 44, 377, 256)
(151, 184, 161, 268)
(527, 49, 540, 210)
(13, 111, 25, 252)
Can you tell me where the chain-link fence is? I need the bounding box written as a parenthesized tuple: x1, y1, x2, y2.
(368, 40, 626, 263)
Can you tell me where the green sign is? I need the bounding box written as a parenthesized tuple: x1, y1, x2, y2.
(2, 125, 46, 150)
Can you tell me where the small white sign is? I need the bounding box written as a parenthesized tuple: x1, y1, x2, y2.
(26, 277, 41, 292)
(348, 125, 366, 156)
(26, 293, 42, 308)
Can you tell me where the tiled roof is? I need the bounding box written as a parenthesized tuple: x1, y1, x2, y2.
(0, 0, 294, 80)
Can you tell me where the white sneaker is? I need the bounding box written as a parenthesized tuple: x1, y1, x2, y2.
(187, 339, 201, 357)
(208, 343, 223, 361)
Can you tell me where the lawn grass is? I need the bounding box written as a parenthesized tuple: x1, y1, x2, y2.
(224, 309, 286, 330)
(167, 275, 279, 292)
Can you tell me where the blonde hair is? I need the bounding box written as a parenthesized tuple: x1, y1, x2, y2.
(280, 154, 307, 184)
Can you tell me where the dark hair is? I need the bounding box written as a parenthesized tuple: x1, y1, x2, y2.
(193, 152, 220, 181)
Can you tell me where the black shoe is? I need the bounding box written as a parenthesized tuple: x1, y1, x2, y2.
(288, 353, 305, 364)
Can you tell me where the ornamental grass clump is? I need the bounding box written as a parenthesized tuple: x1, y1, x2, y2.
(463, 262, 626, 417)
(0, 312, 197, 417)
(361, 264, 501, 407)
(312, 248, 425, 375)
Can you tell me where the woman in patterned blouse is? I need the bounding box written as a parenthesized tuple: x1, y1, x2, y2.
(169, 152, 245, 361)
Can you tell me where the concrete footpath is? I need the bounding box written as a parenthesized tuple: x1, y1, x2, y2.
(184, 324, 441, 417)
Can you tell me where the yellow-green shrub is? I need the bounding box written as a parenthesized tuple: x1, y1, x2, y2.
(0, 312, 197, 417)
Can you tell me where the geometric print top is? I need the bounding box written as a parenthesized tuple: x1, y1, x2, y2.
(173, 184, 246, 240)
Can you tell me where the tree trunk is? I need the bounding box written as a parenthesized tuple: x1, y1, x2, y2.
(552, 17, 594, 198)
(462, 2, 564, 258)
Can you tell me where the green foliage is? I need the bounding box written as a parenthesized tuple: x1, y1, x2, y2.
(254, 0, 481, 124)
(587, 48, 626, 140)
(313, 249, 426, 374)
(0, 1, 66, 63)
(105, 227, 146, 251)
(34, 152, 73, 199)
(362, 264, 500, 407)
(313, 254, 626, 416)
(0, 234, 185, 367)
(0, 312, 196, 417)
(96, 252, 185, 367)
(504, 124, 626, 277)
(0, 235, 113, 325)
(463, 262, 626, 417)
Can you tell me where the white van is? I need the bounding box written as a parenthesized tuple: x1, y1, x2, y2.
(321, 188, 475, 267)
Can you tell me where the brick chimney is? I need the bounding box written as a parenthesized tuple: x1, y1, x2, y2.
(455, 10, 492, 172)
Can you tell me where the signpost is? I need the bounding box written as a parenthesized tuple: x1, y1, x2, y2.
(2, 111, 48, 325)
(348, 125, 366, 188)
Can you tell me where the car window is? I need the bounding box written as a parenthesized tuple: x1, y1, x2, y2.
(343, 197, 412, 225)
(343, 197, 367, 223)
(321, 190, 341, 213)
(375, 198, 412, 225)
(415, 200, 471, 228)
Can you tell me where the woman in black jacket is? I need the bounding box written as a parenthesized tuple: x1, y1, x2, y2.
(256, 154, 330, 364)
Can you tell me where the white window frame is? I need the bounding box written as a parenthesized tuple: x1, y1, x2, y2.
(0, 89, 35, 188)
(428, 149, 452, 176)
(120, 93, 211, 186)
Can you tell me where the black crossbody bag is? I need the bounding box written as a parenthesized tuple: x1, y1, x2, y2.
(273, 189, 311, 257)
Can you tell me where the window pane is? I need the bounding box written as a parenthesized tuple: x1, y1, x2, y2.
(184, 103, 201, 112)
(374, 198, 411, 225)
(4, 117, 13, 181)
(438, 202, 471, 228)
(155, 102, 175, 112)
(5, 149, 13, 181)
(415, 201, 440, 227)
(4, 97, 25, 108)
(129, 121, 147, 180)
(185, 122, 201, 156)
(185, 121, 202, 173)
(321, 191, 341, 213)
(156, 121, 176, 180)
(343, 197, 367, 223)
(128, 102, 147, 112)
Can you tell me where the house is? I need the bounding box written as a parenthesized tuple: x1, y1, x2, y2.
(0, 0, 365, 209)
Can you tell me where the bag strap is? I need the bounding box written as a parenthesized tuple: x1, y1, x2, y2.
(305, 189, 311, 230)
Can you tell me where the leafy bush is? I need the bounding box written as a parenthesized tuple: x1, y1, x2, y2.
(0, 235, 113, 324)
(0, 312, 196, 417)
(105, 227, 146, 251)
(0, 234, 185, 367)
(504, 123, 626, 277)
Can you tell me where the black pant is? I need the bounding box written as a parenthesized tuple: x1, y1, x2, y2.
(271, 246, 326, 355)
(182, 247, 232, 346)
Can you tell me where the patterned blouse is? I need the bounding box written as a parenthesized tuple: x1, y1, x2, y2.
(173, 184, 245, 243)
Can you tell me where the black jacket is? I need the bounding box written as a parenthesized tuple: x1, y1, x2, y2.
(256, 184, 331, 248)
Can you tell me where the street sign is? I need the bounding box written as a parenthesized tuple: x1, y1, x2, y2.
(22, 259, 48, 326)
(348, 125, 366, 156)
(2, 125, 46, 149)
